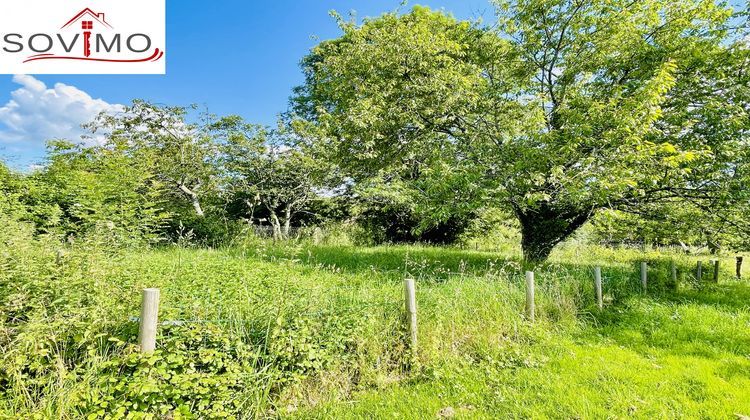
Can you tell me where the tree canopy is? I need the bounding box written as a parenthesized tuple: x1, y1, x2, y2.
(292, 1, 749, 261)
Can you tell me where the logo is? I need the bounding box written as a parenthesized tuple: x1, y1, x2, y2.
(0, 1, 166, 74)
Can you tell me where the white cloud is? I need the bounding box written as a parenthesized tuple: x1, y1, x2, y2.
(0, 75, 123, 163)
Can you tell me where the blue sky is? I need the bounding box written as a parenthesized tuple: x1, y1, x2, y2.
(0, 0, 493, 168)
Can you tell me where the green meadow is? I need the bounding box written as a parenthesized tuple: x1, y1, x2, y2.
(2, 0, 749, 418)
(2, 235, 748, 418)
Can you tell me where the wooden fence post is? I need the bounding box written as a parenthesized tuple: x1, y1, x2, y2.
(640, 262, 648, 293)
(697, 261, 703, 282)
(670, 260, 678, 290)
(138, 288, 160, 353)
(594, 266, 603, 310)
(404, 279, 417, 352)
(525, 271, 535, 322)
(737, 256, 743, 280)
(713, 259, 720, 283)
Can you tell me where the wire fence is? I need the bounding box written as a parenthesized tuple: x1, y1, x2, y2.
(129, 255, 732, 354)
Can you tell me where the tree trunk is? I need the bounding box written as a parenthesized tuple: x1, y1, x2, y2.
(516, 204, 591, 263)
(282, 206, 292, 238)
(269, 212, 283, 241)
(190, 197, 204, 218)
(178, 184, 204, 217)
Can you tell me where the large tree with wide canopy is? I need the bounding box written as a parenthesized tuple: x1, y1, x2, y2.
(291, 0, 748, 261)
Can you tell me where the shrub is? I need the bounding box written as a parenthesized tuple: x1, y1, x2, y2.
(79, 324, 271, 419)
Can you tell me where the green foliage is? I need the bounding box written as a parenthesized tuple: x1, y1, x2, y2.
(5, 104, 339, 247)
(460, 208, 523, 254)
(351, 175, 474, 245)
(592, 207, 709, 248)
(88, 100, 222, 222)
(270, 311, 360, 382)
(1, 224, 748, 417)
(217, 119, 336, 240)
(26, 141, 169, 245)
(82, 324, 267, 419)
(163, 213, 244, 248)
(292, 1, 748, 261)
(1, 2, 750, 417)
(0, 162, 30, 221)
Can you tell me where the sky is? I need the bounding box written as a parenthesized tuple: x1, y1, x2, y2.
(0, 0, 493, 168)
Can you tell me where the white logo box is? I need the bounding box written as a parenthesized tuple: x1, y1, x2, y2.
(0, 0, 165, 74)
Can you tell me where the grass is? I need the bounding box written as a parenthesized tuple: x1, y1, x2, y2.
(1, 235, 749, 418)
(299, 291, 750, 418)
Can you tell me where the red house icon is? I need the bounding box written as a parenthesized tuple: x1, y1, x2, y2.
(60, 8, 112, 58)
(61, 8, 112, 30)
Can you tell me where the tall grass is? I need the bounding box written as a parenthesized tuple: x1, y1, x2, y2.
(1, 226, 748, 418)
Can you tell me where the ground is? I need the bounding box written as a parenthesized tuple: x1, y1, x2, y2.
(1, 240, 748, 418)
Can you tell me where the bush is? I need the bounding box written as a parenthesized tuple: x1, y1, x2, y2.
(355, 198, 472, 245)
(164, 212, 245, 248)
(80, 324, 270, 419)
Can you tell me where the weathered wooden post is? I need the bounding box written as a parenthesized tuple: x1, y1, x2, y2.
(713, 259, 720, 283)
(594, 266, 603, 310)
(737, 256, 744, 280)
(404, 279, 417, 352)
(640, 262, 648, 293)
(670, 260, 678, 290)
(525, 271, 535, 322)
(697, 261, 703, 282)
(138, 288, 160, 353)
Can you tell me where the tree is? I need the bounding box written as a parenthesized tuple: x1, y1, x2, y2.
(88, 100, 220, 219)
(215, 117, 331, 240)
(595, 28, 750, 254)
(0, 162, 28, 221)
(292, 2, 747, 262)
(28, 140, 168, 244)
